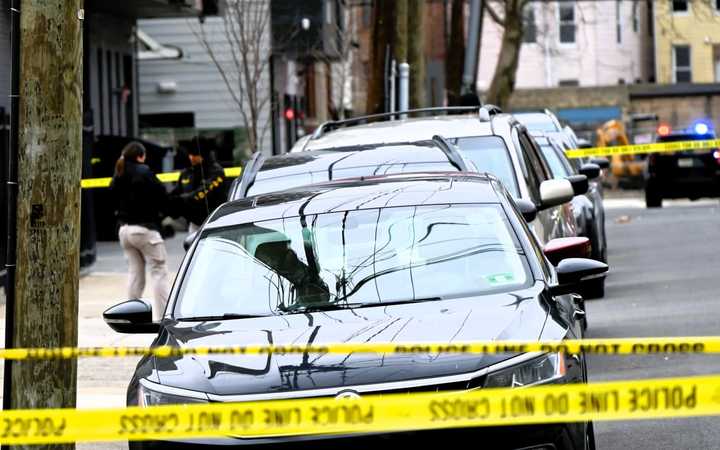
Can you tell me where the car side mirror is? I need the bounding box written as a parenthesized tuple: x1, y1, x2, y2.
(183, 231, 198, 251)
(538, 179, 574, 210)
(566, 174, 589, 195)
(579, 163, 601, 180)
(543, 236, 591, 265)
(550, 258, 608, 296)
(589, 158, 610, 169)
(103, 299, 160, 334)
(515, 199, 537, 222)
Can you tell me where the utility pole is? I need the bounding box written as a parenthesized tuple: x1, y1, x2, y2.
(461, 0, 484, 96)
(5, 3, 83, 450)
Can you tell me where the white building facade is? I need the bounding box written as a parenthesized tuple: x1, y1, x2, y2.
(477, 0, 654, 90)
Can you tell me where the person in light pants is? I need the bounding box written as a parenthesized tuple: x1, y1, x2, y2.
(110, 142, 170, 322)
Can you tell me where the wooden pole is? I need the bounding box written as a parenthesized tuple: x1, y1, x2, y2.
(9, 1, 82, 449)
(407, 0, 426, 108)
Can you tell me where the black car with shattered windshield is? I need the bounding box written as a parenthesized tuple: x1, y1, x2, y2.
(104, 173, 606, 450)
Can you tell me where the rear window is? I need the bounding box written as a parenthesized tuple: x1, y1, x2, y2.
(452, 136, 519, 196)
(657, 133, 716, 143)
(514, 113, 560, 133)
(247, 162, 458, 197)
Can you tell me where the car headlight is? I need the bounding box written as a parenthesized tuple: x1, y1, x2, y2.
(483, 353, 566, 388)
(138, 382, 209, 407)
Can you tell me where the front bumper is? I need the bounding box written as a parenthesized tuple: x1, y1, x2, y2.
(132, 422, 586, 450)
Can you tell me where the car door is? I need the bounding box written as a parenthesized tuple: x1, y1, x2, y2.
(514, 128, 576, 243)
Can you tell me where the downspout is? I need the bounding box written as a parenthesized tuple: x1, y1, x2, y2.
(544, 3, 552, 87)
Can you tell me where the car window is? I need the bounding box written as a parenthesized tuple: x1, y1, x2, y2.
(174, 204, 531, 318)
(246, 162, 459, 197)
(539, 143, 570, 178)
(519, 131, 552, 182)
(514, 113, 560, 132)
(513, 129, 541, 203)
(452, 136, 520, 196)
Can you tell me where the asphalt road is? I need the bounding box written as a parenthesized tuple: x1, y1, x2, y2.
(587, 197, 720, 449)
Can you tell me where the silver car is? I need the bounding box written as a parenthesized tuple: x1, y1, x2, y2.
(286, 106, 579, 245)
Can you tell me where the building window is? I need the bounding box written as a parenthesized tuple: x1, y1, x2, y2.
(523, 4, 537, 43)
(558, 79, 579, 87)
(671, 0, 688, 13)
(632, 1, 639, 32)
(673, 45, 691, 83)
(616, 0, 622, 44)
(558, 1, 576, 44)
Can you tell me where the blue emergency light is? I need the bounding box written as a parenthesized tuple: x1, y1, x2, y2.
(694, 122, 709, 135)
(690, 120, 713, 135)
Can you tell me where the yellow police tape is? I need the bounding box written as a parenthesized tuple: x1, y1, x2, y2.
(79, 167, 243, 189)
(0, 374, 715, 445)
(0, 337, 717, 360)
(566, 138, 720, 159)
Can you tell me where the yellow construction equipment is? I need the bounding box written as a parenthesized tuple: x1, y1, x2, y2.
(595, 116, 656, 188)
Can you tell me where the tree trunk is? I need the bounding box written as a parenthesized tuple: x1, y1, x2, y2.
(485, 0, 524, 109)
(11, 2, 82, 450)
(394, 0, 408, 63)
(445, 0, 466, 106)
(367, 0, 395, 114)
(408, 0, 426, 109)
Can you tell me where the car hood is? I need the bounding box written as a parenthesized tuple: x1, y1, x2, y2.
(153, 284, 553, 396)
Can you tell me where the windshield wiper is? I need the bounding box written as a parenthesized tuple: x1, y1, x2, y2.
(282, 297, 443, 313)
(176, 313, 265, 322)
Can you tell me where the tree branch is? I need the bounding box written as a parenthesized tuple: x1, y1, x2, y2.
(485, 2, 506, 27)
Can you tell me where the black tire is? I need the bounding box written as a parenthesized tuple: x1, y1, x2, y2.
(645, 182, 662, 208)
(583, 277, 605, 299)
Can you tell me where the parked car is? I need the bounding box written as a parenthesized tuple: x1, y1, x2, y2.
(104, 172, 606, 450)
(514, 110, 582, 153)
(645, 124, 719, 208)
(276, 106, 581, 245)
(532, 133, 607, 298)
(230, 136, 479, 198)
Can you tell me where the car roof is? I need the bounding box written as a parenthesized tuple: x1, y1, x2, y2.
(208, 173, 504, 229)
(302, 115, 496, 150)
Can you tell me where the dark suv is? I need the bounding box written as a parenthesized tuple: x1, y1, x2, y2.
(645, 128, 720, 208)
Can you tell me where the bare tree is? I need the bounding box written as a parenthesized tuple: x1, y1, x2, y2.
(485, 0, 531, 109)
(192, 0, 272, 154)
(367, 0, 397, 114)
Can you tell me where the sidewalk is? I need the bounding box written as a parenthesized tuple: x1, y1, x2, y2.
(0, 233, 188, 450)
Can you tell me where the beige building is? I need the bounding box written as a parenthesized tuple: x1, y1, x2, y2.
(653, 0, 720, 84)
(478, 0, 654, 89)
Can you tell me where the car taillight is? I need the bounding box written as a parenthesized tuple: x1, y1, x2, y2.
(543, 237, 591, 266)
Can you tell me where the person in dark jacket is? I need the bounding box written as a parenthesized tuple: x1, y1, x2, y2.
(170, 138, 228, 232)
(110, 142, 170, 322)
